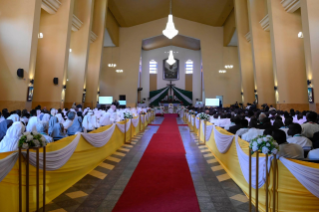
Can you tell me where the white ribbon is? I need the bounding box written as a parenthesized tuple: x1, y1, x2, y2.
(280, 157, 319, 198)
(213, 126, 234, 153)
(235, 136, 272, 189)
(0, 152, 19, 182)
(116, 119, 131, 133)
(149, 87, 169, 105)
(132, 117, 139, 128)
(191, 116, 194, 126)
(172, 87, 192, 104)
(195, 118, 200, 129)
(202, 122, 214, 141)
(81, 124, 116, 147)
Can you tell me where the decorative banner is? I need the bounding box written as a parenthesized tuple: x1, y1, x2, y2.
(0, 152, 19, 182)
(213, 126, 234, 153)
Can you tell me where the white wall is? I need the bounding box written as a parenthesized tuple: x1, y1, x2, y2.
(141, 46, 201, 105)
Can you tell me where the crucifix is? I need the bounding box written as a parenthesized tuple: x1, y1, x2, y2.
(167, 81, 175, 98)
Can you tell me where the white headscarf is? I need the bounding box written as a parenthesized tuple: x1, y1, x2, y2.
(99, 112, 112, 126)
(7, 114, 20, 122)
(26, 116, 38, 132)
(42, 114, 50, 123)
(0, 122, 25, 152)
(82, 110, 99, 131)
(51, 109, 57, 116)
(55, 113, 64, 124)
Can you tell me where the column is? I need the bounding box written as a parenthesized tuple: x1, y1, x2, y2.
(32, 0, 75, 109)
(0, 0, 42, 111)
(267, 0, 308, 111)
(64, 0, 94, 109)
(234, 0, 255, 105)
(84, 0, 108, 108)
(247, 0, 276, 107)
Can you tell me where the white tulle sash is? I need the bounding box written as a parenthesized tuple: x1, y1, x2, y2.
(214, 126, 234, 154)
(116, 119, 131, 133)
(195, 118, 200, 129)
(132, 117, 139, 128)
(202, 123, 214, 141)
(0, 152, 19, 182)
(280, 157, 319, 198)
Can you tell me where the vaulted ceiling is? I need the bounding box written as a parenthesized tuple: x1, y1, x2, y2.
(108, 0, 234, 27)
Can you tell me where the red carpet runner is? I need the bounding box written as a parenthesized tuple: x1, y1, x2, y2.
(112, 114, 200, 212)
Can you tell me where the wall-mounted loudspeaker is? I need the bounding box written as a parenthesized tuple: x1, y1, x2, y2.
(17, 69, 24, 78)
(53, 78, 59, 85)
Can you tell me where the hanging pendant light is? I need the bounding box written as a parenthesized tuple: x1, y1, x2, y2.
(167, 50, 176, 65)
(163, 0, 178, 39)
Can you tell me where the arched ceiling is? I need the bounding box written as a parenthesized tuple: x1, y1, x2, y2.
(108, 0, 234, 27)
(142, 35, 200, 51)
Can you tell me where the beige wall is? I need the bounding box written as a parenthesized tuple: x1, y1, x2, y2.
(32, 0, 74, 109)
(106, 9, 119, 46)
(0, 0, 41, 111)
(85, 0, 108, 108)
(268, 0, 308, 110)
(247, 0, 275, 106)
(234, 0, 255, 104)
(100, 17, 242, 106)
(65, 0, 94, 106)
(224, 9, 236, 46)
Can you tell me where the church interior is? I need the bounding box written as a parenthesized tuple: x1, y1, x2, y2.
(0, 0, 319, 211)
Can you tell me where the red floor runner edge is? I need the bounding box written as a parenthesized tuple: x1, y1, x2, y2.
(112, 115, 200, 212)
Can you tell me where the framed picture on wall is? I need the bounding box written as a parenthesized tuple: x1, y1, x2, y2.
(27, 86, 33, 102)
(163, 58, 179, 81)
(308, 87, 314, 103)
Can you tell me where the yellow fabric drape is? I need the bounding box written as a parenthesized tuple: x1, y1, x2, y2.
(195, 121, 319, 212)
(0, 113, 154, 212)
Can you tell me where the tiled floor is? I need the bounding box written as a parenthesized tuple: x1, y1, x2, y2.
(42, 117, 254, 212)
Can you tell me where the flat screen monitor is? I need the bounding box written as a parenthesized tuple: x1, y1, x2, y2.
(205, 98, 220, 107)
(196, 101, 203, 105)
(119, 100, 126, 106)
(99, 96, 113, 105)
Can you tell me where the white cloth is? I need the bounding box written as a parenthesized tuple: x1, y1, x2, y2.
(195, 118, 200, 129)
(287, 135, 312, 149)
(55, 113, 64, 124)
(23, 124, 117, 171)
(116, 119, 131, 133)
(308, 149, 319, 160)
(42, 114, 50, 122)
(280, 156, 319, 198)
(236, 128, 249, 137)
(26, 116, 38, 132)
(301, 122, 319, 138)
(7, 114, 20, 122)
(132, 117, 139, 128)
(0, 152, 19, 182)
(20, 117, 29, 125)
(278, 143, 304, 159)
(99, 113, 112, 126)
(83, 113, 99, 131)
(217, 119, 231, 128)
(213, 126, 234, 153)
(0, 122, 25, 153)
(63, 119, 73, 130)
(241, 128, 265, 142)
(235, 136, 273, 189)
(202, 124, 214, 141)
(224, 122, 235, 131)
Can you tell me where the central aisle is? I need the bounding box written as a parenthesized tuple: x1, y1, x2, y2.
(113, 114, 200, 212)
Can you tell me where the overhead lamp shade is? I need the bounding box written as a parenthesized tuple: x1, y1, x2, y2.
(162, 15, 179, 39)
(166, 50, 176, 65)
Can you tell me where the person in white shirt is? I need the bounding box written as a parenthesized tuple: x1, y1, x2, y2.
(0, 122, 25, 152)
(236, 119, 249, 137)
(36, 121, 53, 143)
(26, 110, 38, 132)
(107, 105, 118, 123)
(272, 129, 304, 159)
(100, 111, 112, 126)
(307, 148, 319, 160)
(7, 113, 20, 122)
(287, 123, 312, 150)
(82, 110, 99, 132)
(241, 118, 264, 142)
(63, 112, 75, 131)
(301, 112, 319, 138)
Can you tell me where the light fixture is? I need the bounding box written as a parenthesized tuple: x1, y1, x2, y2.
(298, 32, 304, 38)
(219, 70, 226, 73)
(162, 0, 178, 39)
(108, 63, 117, 67)
(116, 69, 123, 73)
(166, 50, 176, 65)
(69, 49, 72, 53)
(38, 33, 43, 39)
(67, 79, 69, 81)
(274, 86, 278, 91)
(307, 79, 312, 85)
(225, 65, 233, 69)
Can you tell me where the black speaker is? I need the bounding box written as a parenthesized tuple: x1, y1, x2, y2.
(17, 69, 24, 78)
(53, 78, 58, 85)
(137, 87, 143, 92)
(119, 95, 126, 100)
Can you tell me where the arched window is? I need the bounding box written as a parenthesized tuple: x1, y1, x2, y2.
(149, 60, 157, 74)
(185, 60, 193, 74)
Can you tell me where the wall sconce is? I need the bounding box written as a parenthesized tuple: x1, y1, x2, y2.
(254, 89, 257, 93)
(274, 86, 278, 91)
(69, 49, 72, 53)
(116, 69, 123, 73)
(83, 89, 86, 92)
(298, 32, 304, 38)
(307, 80, 312, 86)
(30, 79, 34, 85)
(219, 70, 226, 73)
(63, 85, 66, 89)
(38, 32, 43, 39)
(241, 92, 244, 95)
(97, 91, 100, 95)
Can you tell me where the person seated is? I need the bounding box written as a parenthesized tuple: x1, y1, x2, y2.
(56, 109, 65, 124)
(0, 119, 13, 141)
(26, 110, 38, 132)
(280, 117, 293, 136)
(273, 119, 284, 129)
(100, 111, 112, 126)
(269, 105, 276, 111)
(301, 111, 319, 138)
(49, 117, 66, 141)
(83, 110, 99, 133)
(287, 123, 312, 150)
(272, 129, 304, 159)
(242, 118, 265, 142)
(0, 122, 25, 152)
(67, 114, 83, 135)
(7, 111, 20, 122)
(258, 117, 272, 130)
(307, 148, 319, 160)
(36, 121, 53, 143)
(224, 116, 234, 130)
(228, 117, 241, 134)
(20, 109, 29, 125)
(63, 111, 75, 131)
(236, 119, 249, 137)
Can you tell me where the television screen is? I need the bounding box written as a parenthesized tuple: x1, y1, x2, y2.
(196, 101, 203, 105)
(119, 100, 126, 106)
(205, 98, 220, 107)
(99, 96, 113, 105)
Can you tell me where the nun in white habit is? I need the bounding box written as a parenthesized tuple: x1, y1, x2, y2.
(0, 122, 25, 152)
